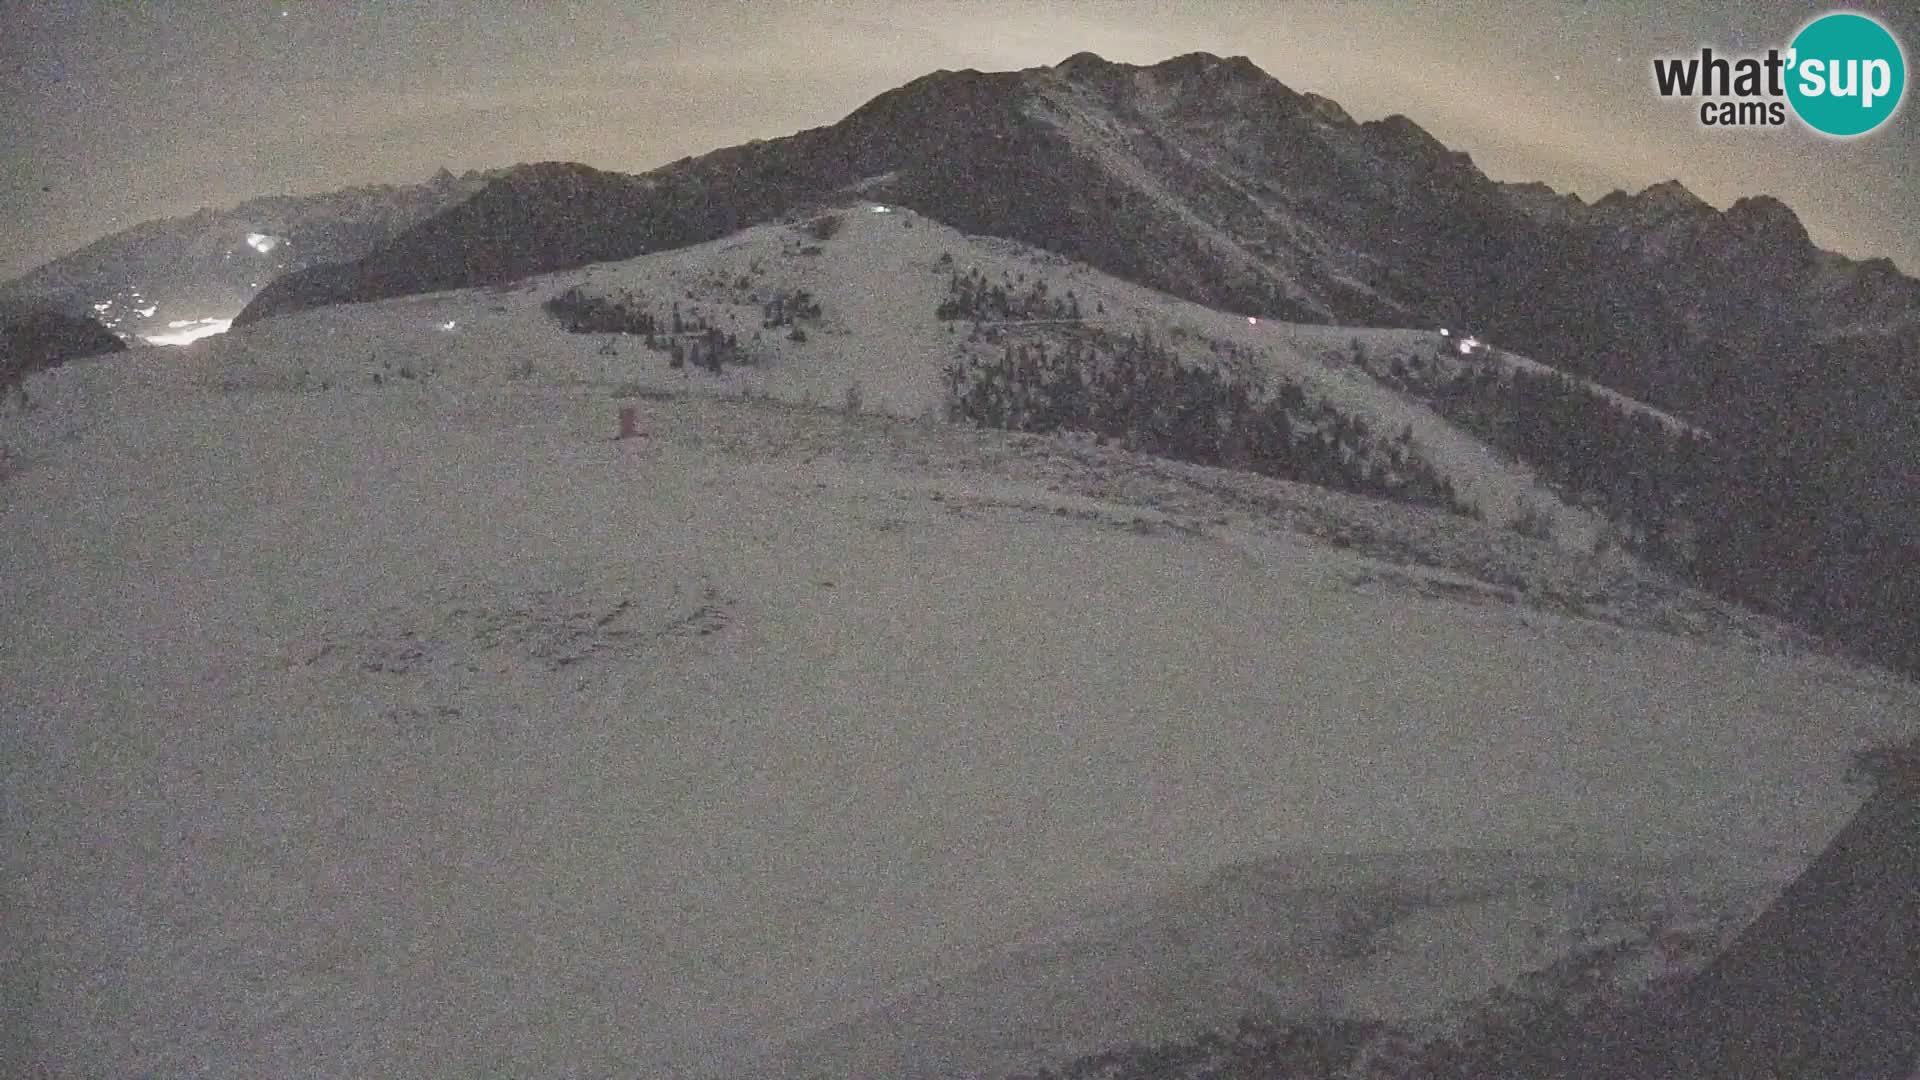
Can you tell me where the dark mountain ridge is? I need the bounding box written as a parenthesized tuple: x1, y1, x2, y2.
(1, 167, 502, 338)
(222, 51, 1920, 676)
(236, 54, 1913, 407)
(0, 304, 126, 388)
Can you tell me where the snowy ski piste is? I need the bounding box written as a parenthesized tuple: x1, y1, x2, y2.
(4, 207, 1913, 1079)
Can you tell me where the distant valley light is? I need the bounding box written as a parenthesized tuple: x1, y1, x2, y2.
(144, 317, 232, 346)
(246, 232, 281, 254)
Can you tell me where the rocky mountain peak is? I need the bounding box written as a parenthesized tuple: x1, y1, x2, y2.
(228, 54, 1912, 394)
(1723, 195, 1811, 249)
(1056, 50, 1271, 88)
(1152, 51, 1236, 77)
(1639, 178, 1711, 211)
(1055, 50, 1112, 75)
(1362, 114, 1463, 170)
(1594, 179, 1715, 222)
(1297, 90, 1356, 127)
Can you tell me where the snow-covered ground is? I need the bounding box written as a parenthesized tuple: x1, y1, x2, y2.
(5, 211, 1917, 1078)
(761, 844, 1796, 1079)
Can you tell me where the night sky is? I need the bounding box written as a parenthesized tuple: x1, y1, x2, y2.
(5, 0, 1917, 280)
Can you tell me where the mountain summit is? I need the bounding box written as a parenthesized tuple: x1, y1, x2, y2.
(238, 52, 1920, 678)
(236, 54, 1909, 370)
(228, 51, 1919, 492)
(239, 51, 1516, 330)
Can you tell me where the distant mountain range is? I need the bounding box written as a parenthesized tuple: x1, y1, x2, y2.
(11, 50, 1920, 671)
(225, 53, 1918, 520)
(14, 53, 1914, 437)
(229, 52, 1914, 424)
(0, 167, 502, 340)
(7, 55, 1918, 1077)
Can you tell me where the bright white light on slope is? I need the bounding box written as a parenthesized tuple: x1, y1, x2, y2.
(136, 306, 157, 318)
(246, 232, 280, 254)
(1248, 316, 1258, 325)
(868, 204, 891, 213)
(441, 320, 457, 331)
(144, 318, 232, 346)
(1439, 327, 1450, 337)
(93, 301, 112, 312)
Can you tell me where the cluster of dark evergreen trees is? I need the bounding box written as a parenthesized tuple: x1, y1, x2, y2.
(936, 266, 1083, 322)
(543, 286, 658, 336)
(803, 213, 843, 241)
(1399, 356, 1715, 563)
(1365, 341, 1920, 676)
(543, 288, 745, 373)
(941, 330, 1474, 515)
(761, 289, 821, 329)
(662, 323, 743, 373)
(1689, 438, 1920, 675)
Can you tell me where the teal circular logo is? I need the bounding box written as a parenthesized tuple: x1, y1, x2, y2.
(1786, 12, 1907, 137)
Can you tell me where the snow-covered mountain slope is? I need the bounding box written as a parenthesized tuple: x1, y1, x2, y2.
(757, 844, 1798, 1079)
(4, 211, 1916, 1080)
(232, 52, 1920, 439)
(200, 51, 1920, 692)
(199, 206, 1676, 547)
